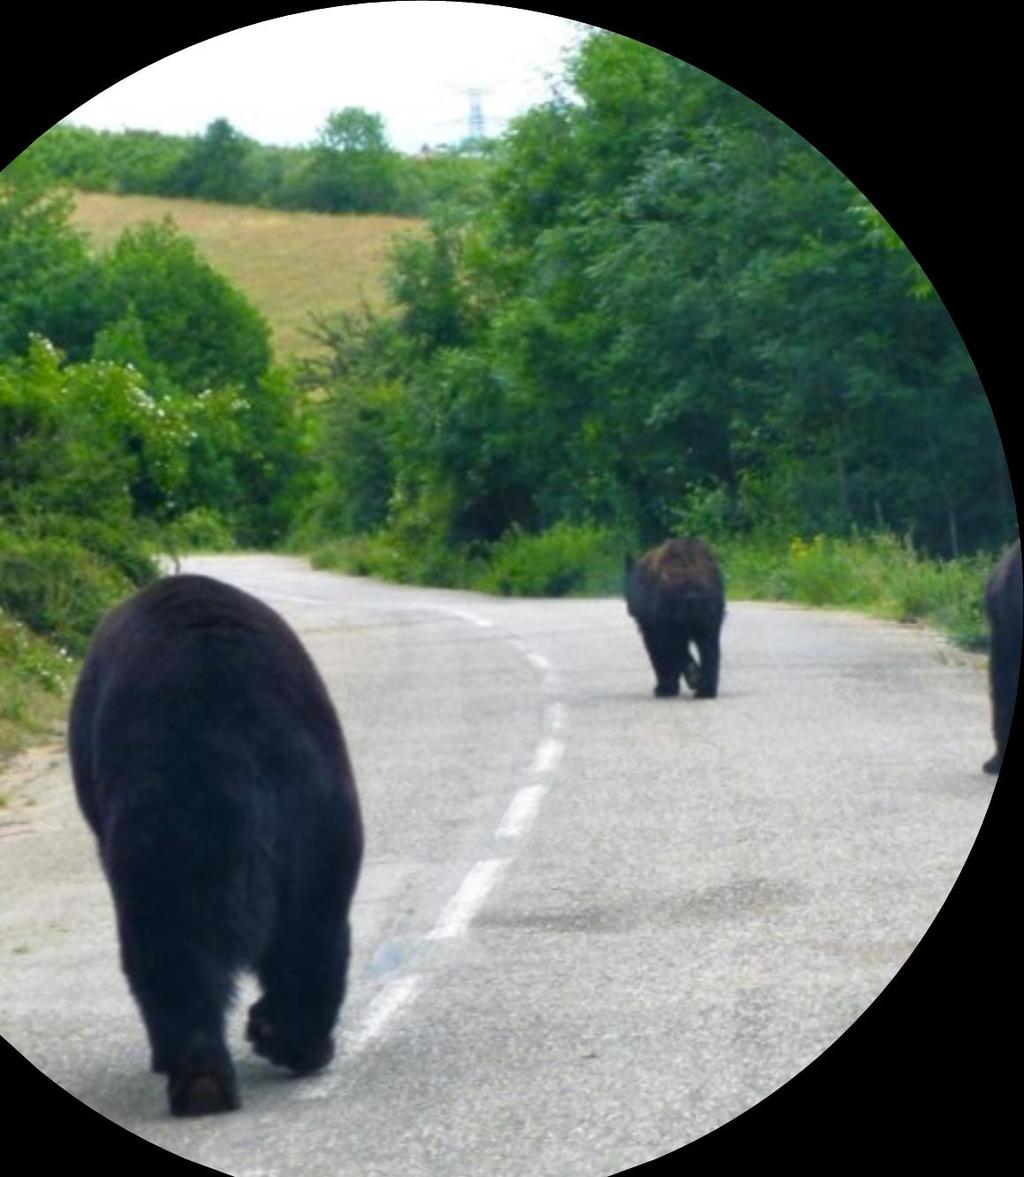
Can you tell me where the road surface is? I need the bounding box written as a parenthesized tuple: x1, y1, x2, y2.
(0, 554, 998, 1174)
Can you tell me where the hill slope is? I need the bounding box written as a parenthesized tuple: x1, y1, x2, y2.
(69, 191, 424, 360)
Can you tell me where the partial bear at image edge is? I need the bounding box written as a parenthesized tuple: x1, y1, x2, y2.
(983, 538, 1022, 775)
(625, 537, 726, 700)
(68, 573, 364, 1116)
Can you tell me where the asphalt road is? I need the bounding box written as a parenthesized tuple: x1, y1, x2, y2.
(0, 554, 999, 1174)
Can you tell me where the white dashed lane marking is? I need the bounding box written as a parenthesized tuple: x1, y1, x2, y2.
(495, 784, 547, 839)
(425, 858, 510, 940)
(346, 974, 424, 1055)
(529, 736, 564, 775)
(345, 603, 566, 1052)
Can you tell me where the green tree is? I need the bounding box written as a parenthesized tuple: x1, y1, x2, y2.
(286, 107, 405, 213)
(0, 177, 104, 361)
(97, 219, 272, 393)
(301, 30, 1010, 563)
(0, 337, 191, 525)
(168, 119, 257, 203)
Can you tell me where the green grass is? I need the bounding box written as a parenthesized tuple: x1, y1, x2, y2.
(711, 530, 992, 649)
(68, 191, 425, 361)
(310, 531, 481, 589)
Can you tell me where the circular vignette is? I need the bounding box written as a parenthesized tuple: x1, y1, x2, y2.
(0, 6, 1014, 1173)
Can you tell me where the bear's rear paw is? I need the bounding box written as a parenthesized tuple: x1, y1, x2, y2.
(168, 1067, 240, 1116)
(654, 682, 680, 698)
(247, 1004, 335, 1074)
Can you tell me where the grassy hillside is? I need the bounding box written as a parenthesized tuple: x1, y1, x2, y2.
(68, 192, 424, 360)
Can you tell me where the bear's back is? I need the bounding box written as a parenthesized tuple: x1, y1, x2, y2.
(71, 574, 349, 808)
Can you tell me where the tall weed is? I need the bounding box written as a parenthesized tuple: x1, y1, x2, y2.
(714, 529, 993, 649)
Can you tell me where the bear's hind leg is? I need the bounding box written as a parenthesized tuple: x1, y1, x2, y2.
(694, 631, 720, 699)
(985, 628, 1020, 773)
(681, 641, 702, 692)
(107, 830, 242, 1116)
(120, 932, 240, 1116)
(248, 917, 352, 1076)
(640, 625, 680, 697)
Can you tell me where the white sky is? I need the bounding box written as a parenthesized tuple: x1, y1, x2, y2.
(61, 3, 596, 155)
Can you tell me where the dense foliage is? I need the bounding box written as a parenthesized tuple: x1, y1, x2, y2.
(298, 32, 1012, 572)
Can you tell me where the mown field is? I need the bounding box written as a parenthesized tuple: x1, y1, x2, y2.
(68, 192, 424, 360)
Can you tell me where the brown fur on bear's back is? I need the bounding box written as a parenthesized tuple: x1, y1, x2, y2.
(626, 537, 725, 626)
(639, 538, 723, 594)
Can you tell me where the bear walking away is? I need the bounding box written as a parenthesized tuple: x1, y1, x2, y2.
(68, 574, 363, 1116)
(983, 538, 1022, 775)
(625, 537, 726, 699)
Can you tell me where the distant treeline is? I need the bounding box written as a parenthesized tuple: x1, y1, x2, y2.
(11, 110, 490, 217)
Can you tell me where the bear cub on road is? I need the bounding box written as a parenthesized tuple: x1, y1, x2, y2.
(626, 537, 726, 699)
(69, 574, 363, 1116)
(983, 538, 1022, 775)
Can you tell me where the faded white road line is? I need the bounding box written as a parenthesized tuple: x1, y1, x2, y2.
(495, 784, 547, 839)
(290, 975, 426, 1100)
(250, 589, 328, 607)
(529, 736, 564, 775)
(545, 701, 566, 731)
(341, 602, 567, 1053)
(346, 974, 424, 1055)
(425, 858, 510, 941)
(435, 606, 495, 629)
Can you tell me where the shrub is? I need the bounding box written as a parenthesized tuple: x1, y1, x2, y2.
(473, 522, 624, 597)
(165, 508, 237, 554)
(0, 533, 131, 655)
(19, 514, 159, 588)
(98, 219, 273, 393)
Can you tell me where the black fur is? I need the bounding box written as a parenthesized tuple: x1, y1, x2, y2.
(983, 539, 1021, 775)
(625, 537, 725, 699)
(68, 574, 363, 1116)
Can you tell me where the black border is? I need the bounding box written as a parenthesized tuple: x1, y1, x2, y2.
(1, 5, 1015, 1173)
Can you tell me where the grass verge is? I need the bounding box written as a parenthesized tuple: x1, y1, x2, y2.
(0, 608, 74, 763)
(309, 525, 995, 650)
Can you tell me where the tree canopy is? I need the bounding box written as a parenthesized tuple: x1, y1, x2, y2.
(301, 32, 1009, 561)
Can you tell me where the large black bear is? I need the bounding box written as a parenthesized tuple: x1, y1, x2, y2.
(68, 574, 363, 1116)
(625, 537, 726, 699)
(983, 538, 1022, 775)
